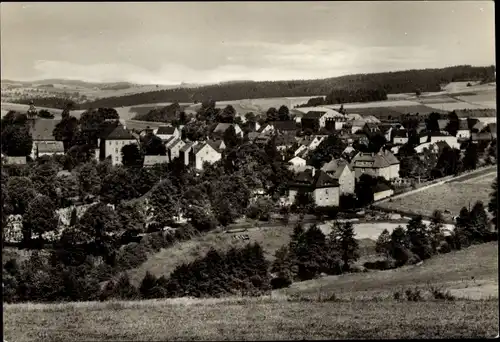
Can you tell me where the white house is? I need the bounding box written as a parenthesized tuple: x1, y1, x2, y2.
(156, 126, 180, 141)
(392, 129, 409, 145)
(166, 138, 186, 162)
(429, 132, 460, 149)
(299, 135, 326, 151)
(102, 125, 138, 166)
(213, 123, 243, 138)
(301, 109, 344, 130)
(180, 141, 198, 166)
(29, 118, 61, 160)
(350, 149, 400, 181)
(192, 141, 222, 170)
(320, 159, 355, 194)
(257, 123, 275, 135)
(287, 156, 307, 172)
(456, 120, 471, 140)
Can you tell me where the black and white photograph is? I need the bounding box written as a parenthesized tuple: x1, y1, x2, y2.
(1, 1, 498, 340)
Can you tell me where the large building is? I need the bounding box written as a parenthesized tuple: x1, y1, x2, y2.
(285, 169, 340, 207)
(350, 149, 400, 180)
(320, 158, 355, 194)
(100, 125, 138, 166)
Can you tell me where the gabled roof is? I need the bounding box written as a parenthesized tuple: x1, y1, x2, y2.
(321, 158, 350, 179)
(143, 155, 169, 166)
(351, 150, 399, 169)
(270, 120, 296, 131)
(180, 141, 196, 152)
(364, 122, 380, 130)
(30, 119, 60, 141)
(346, 113, 363, 121)
(37, 141, 64, 153)
(206, 140, 223, 154)
(392, 129, 408, 138)
(213, 123, 237, 133)
(291, 169, 339, 189)
(350, 120, 366, 127)
(105, 125, 136, 140)
(303, 111, 326, 119)
(156, 126, 176, 135)
(434, 140, 451, 152)
(167, 137, 183, 149)
(378, 123, 394, 133)
(288, 156, 306, 164)
(380, 149, 399, 165)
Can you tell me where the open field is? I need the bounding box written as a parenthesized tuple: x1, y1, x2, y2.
(4, 242, 498, 341)
(377, 170, 496, 218)
(277, 242, 498, 300)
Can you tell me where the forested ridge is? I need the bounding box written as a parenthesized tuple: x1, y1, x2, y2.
(14, 65, 494, 110)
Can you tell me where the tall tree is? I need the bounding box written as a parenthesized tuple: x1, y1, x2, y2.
(406, 215, 433, 260)
(375, 229, 392, 260)
(6, 177, 37, 216)
(53, 116, 79, 152)
(278, 105, 290, 121)
(308, 135, 347, 169)
(77, 161, 101, 200)
(142, 134, 166, 156)
(425, 112, 441, 132)
(266, 107, 279, 122)
(445, 111, 459, 136)
(77, 202, 121, 252)
(22, 195, 58, 242)
(217, 105, 236, 123)
(121, 144, 143, 168)
(1, 125, 33, 156)
(462, 143, 479, 171)
(223, 125, 241, 149)
(149, 179, 180, 226)
(328, 220, 359, 271)
(100, 167, 139, 205)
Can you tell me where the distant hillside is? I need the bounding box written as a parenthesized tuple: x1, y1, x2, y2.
(78, 65, 495, 109)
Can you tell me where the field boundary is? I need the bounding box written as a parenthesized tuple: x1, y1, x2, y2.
(375, 166, 496, 206)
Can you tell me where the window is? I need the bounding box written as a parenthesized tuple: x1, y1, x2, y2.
(115, 148, 118, 153)
(325, 189, 328, 194)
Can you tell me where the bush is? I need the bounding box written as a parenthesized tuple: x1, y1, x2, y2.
(270, 271, 293, 289)
(364, 259, 396, 270)
(405, 288, 423, 301)
(101, 274, 138, 300)
(314, 206, 339, 220)
(428, 285, 455, 301)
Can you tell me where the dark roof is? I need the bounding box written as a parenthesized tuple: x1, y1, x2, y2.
(434, 141, 451, 151)
(392, 129, 407, 138)
(213, 123, 233, 133)
(143, 155, 169, 166)
(105, 125, 136, 140)
(270, 120, 296, 131)
(471, 132, 493, 141)
(303, 111, 326, 119)
(372, 182, 392, 193)
(437, 119, 449, 130)
(458, 120, 469, 131)
(291, 169, 339, 190)
(275, 134, 297, 146)
(30, 119, 60, 141)
(156, 126, 176, 135)
(180, 141, 196, 152)
(364, 122, 380, 130)
(206, 140, 223, 153)
(247, 132, 260, 141)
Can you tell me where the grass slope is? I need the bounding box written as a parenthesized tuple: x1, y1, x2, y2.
(4, 242, 498, 341)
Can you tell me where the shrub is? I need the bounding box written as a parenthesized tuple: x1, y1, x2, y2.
(103, 274, 139, 300)
(363, 259, 396, 270)
(428, 285, 455, 301)
(270, 271, 293, 289)
(405, 288, 423, 301)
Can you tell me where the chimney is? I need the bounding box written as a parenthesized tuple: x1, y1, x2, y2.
(312, 168, 316, 177)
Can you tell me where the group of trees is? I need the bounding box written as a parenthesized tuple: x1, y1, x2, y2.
(375, 203, 496, 270)
(1, 111, 33, 157)
(271, 221, 359, 285)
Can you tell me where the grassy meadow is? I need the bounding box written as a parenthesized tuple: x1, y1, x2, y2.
(4, 242, 498, 341)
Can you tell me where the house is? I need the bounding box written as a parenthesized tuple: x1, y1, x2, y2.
(471, 132, 494, 143)
(192, 141, 222, 170)
(348, 120, 366, 134)
(269, 121, 297, 134)
(294, 144, 308, 157)
(298, 135, 326, 151)
(346, 113, 363, 121)
(257, 123, 275, 135)
(180, 141, 198, 166)
(156, 126, 180, 141)
(416, 122, 427, 134)
(275, 134, 298, 151)
(209, 139, 226, 151)
(29, 118, 61, 159)
(353, 133, 370, 146)
(301, 109, 343, 131)
(429, 131, 460, 149)
(456, 120, 471, 141)
(166, 137, 185, 162)
(143, 155, 169, 167)
(471, 121, 486, 133)
(363, 122, 381, 136)
(246, 121, 261, 132)
(350, 149, 400, 180)
(254, 134, 272, 146)
(342, 145, 357, 160)
(320, 158, 355, 194)
(100, 125, 138, 166)
(372, 182, 394, 201)
(419, 131, 429, 144)
(139, 127, 155, 137)
(392, 129, 409, 145)
(287, 156, 307, 172)
(4, 156, 27, 165)
(286, 169, 340, 207)
(213, 123, 243, 138)
(35, 141, 65, 158)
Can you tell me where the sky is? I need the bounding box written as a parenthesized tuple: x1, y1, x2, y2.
(0, 2, 495, 85)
